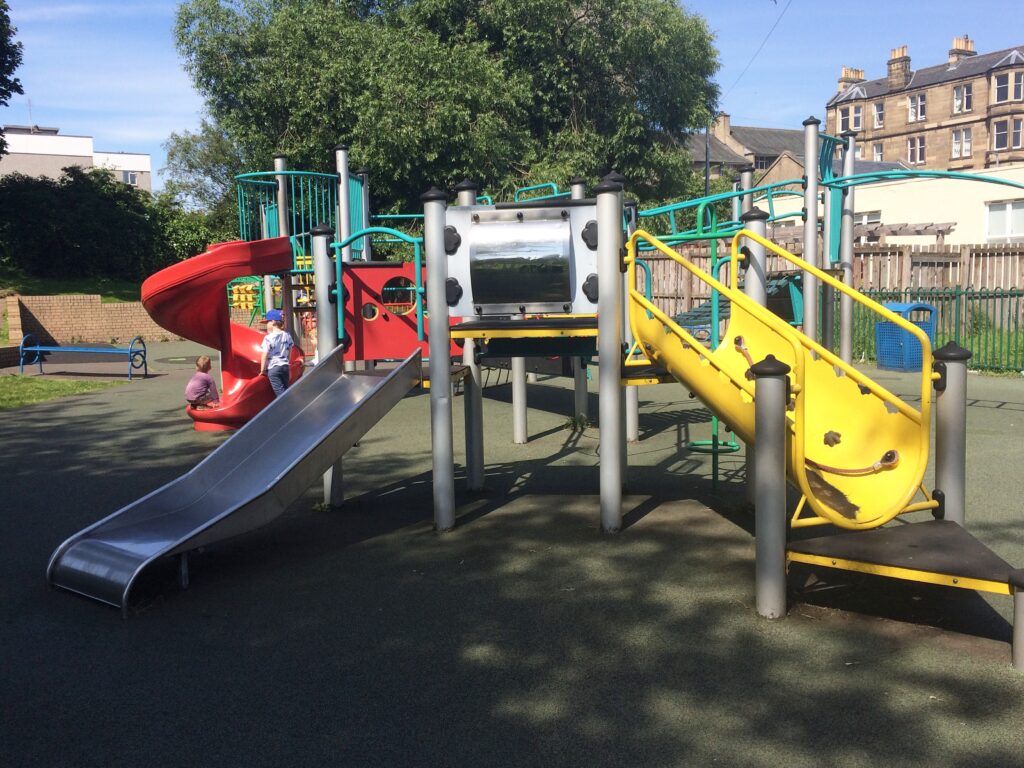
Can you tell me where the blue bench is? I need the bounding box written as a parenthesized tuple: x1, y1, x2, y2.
(19, 334, 148, 380)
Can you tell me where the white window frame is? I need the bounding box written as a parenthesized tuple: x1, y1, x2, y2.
(994, 120, 1009, 150)
(951, 127, 972, 159)
(953, 83, 973, 114)
(852, 105, 862, 130)
(873, 101, 884, 128)
(907, 93, 926, 122)
(995, 73, 1009, 103)
(907, 136, 925, 164)
(1014, 119, 1023, 149)
(873, 142, 883, 162)
(986, 200, 1024, 243)
(122, 170, 138, 186)
(1016, 72, 1024, 101)
(963, 127, 972, 157)
(754, 155, 772, 170)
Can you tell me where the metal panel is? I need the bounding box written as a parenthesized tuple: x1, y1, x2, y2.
(47, 346, 421, 611)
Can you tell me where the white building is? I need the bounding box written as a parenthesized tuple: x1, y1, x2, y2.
(0, 125, 152, 192)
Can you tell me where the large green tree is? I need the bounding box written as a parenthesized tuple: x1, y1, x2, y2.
(0, 0, 24, 155)
(175, 0, 718, 211)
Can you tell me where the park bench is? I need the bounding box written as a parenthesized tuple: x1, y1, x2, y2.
(19, 334, 148, 380)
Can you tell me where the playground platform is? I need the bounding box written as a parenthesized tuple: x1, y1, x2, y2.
(2, 340, 1023, 767)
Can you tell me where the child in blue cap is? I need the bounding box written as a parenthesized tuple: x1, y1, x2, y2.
(259, 309, 294, 397)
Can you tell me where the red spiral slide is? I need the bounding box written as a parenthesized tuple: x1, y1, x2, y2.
(141, 238, 304, 432)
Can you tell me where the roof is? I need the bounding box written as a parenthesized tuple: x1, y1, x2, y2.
(686, 133, 747, 166)
(833, 158, 909, 175)
(829, 44, 1024, 106)
(728, 126, 805, 158)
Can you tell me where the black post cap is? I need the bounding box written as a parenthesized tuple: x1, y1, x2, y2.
(593, 179, 622, 195)
(273, 153, 288, 160)
(840, 129, 858, 138)
(454, 178, 479, 192)
(750, 354, 791, 378)
(311, 223, 335, 237)
(420, 186, 448, 202)
(334, 143, 348, 151)
(603, 170, 627, 185)
(569, 176, 587, 186)
(740, 207, 769, 222)
(739, 163, 755, 174)
(933, 341, 973, 362)
(802, 116, 821, 127)
(355, 167, 370, 176)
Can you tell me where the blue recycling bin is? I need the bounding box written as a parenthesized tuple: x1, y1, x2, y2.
(875, 302, 935, 371)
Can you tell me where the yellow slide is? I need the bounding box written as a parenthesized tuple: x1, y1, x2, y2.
(627, 230, 938, 530)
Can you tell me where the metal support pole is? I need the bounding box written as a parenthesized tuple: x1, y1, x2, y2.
(741, 208, 769, 504)
(933, 342, 971, 526)
(312, 224, 345, 507)
(1011, 571, 1024, 671)
(454, 178, 477, 207)
(335, 145, 353, 263)
(570, 176, 589, 421)
(511, 352, 528, 444)
(821, 183, 835, 351)
(802, 117, 820, 343)
(595, 179, 624, 532)
(356, 167, 373, 261)
(739, 164, 754, 216)
(606, 172, 640, 446)
(462, 337, 485, 491)
(751, 354, 791, 619)
(839, 131, 857, 364)
(423, 187, 455, 531)
(274, 155, 300, 348)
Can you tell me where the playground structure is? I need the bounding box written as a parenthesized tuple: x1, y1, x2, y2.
(48, 122, 1024, 669)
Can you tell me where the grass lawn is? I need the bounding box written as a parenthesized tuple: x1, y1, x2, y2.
(0, 376, 125, 410)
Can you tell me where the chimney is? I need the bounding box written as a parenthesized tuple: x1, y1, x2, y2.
(712, 113, 731, 143)
(887, 46, 911, 90)
(948, 34, 976, 65)
(837, 66, 865, 93)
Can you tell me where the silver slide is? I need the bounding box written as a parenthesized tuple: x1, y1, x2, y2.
(47, 347, 422, 612)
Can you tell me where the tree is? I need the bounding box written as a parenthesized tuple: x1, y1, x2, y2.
(174, 0, 719, 210)
(0, 0, 24, 155)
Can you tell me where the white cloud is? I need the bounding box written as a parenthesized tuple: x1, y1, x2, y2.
(11, 2, 176, 24)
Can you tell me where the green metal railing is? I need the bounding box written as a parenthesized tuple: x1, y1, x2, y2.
(850, 288, 1023, 371)
(514, 182, 571, 202)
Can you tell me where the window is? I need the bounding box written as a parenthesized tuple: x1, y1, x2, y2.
(122, 170, 138, 186)
(907, 93, 926, 122)
(907, 136, 925, 164)
(986, 200, 1024, 243)
(995, 73, 1010, 102)
(953, 83, 973, 113)
(754, 155, 773, 170)
(873, 143, 883, 162)
(1016, 72, 1024, 101)
(839, 106, 861, 132)
(873, 102, 884, 128)
(994, 120, 1009, 150)
(1016, 119, 1024, 149)
(952, 128, 972, 159)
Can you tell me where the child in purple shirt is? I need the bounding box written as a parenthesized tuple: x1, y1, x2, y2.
(185, 355, 220, 408)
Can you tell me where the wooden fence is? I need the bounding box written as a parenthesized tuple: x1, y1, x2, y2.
(641, 241, 1024, 318)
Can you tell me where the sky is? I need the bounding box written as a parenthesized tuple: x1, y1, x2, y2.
(1, 1, 1023, 191)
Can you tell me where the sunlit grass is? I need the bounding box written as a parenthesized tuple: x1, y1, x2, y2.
(0, 376, 124, 410)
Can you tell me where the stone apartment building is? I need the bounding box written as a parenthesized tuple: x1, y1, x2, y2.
(0, 124, 152, 191)
(826, 36, 1024, 171)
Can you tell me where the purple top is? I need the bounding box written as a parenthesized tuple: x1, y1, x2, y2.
(185, 371, 219, 403)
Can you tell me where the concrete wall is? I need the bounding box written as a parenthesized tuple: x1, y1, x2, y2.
(0, 152, 94, 179)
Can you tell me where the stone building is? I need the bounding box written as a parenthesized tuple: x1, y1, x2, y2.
(826, 36, 1024, 171)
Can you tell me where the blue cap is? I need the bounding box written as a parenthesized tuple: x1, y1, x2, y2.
(265, 309, 283, 323)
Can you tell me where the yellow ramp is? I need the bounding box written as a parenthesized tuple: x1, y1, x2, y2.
(628, 230, 937, 530)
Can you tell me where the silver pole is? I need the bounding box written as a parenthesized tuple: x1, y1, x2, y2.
(802, 117, 820, 343)
(356, 167, 373, 261)
(423, 187, 455, 531)
(821, 184, 836, 351)
(273, 155, 300, 348)
(595, 179, 624, 532)
(731, 182, 741, 223)
(570, 176, 589, 421)
(839, 131, 857, 363)
(739, 164, 754, 215)
(335, 146, 356, 372)
(312, 224, 344, 507)
(752, 354, 791, 619)
(511, 351, 528, 444)
(462, 337, 485, 491)
(933, 342, 971, 526)
(1012, 571, 1024, 671)
(741, 207, 769, 504)
(454, 179, 485, 489)
(335, 145, 353, 263)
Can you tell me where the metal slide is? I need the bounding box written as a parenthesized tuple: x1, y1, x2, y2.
(47, 347, 421, 611)
(627, 230, 937, 531)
